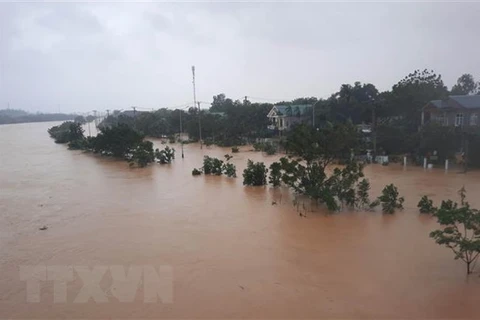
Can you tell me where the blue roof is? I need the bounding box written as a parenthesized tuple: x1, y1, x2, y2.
(274, 105, 311, 116)
(450, 95, 480, 109)
(428, 95, 480, 109)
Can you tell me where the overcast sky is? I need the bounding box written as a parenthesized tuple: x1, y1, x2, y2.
(1, 1, 479, 113)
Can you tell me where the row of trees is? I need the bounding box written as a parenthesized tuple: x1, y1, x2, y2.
(48, 122, 174, 167)
(94, 70, 480, 166)
(0, 109, 76, 125)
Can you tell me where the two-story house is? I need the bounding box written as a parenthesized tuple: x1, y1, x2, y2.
(267, 105, 312, 131)
(422, 95, 480, 127)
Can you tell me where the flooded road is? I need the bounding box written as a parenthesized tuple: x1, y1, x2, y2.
(0, 121, 479, 318)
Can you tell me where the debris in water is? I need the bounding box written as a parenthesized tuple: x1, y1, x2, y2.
(39, 226, 48, 231)
(238, 285, 245, 290)
(271, 201, 277, 205)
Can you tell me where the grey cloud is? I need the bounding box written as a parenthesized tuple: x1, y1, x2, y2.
(1, 2, 480, 113)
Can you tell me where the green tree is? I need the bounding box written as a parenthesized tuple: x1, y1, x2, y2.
(243, 160, 268, 186)
(430, 188, 480, 274)
(451, 74, 478, 95)
(74, 115, 86, 124)
(377, 184, 404, 214)
(390, 69, 448, 130)
(284, 122, 360, 170)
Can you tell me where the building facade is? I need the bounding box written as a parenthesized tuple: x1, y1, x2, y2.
(422, 95, 480, 127)
(267, 105, 312, 131)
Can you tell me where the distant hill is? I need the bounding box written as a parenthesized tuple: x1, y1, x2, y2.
(0, 109, 76, 125)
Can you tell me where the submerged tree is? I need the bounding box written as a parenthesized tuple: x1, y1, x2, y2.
(243, 160, 268, 186)
(377, 184, 404, 214)
(430, 187, 480, 275)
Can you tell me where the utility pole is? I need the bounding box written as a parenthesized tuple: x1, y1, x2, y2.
(192, 66, 202, 149)
(106, 109, 110, 117)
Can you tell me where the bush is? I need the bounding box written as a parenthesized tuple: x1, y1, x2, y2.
(378, 184, 404, 214)
(253, 142, 263, 151)
(263, 142, 276, 155)
(192, 168, 202, 176)
(203, 156, 223, 175)
(129, 141, 155, 168)
(418, 195, 436, 214)
(222, 163, 237, 177)
(231, 147, 239, 153)
(243, 160, 268, 186)
(155, 146, 175, 164)
(356, 178, 376, 209)
(252, 141, 276, 155)
(269, 162, 282, 187)
(48, 122, 84, 144)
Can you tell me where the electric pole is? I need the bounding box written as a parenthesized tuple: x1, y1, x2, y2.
(106, 109, 110, 117)
(192, 66, 202, 149)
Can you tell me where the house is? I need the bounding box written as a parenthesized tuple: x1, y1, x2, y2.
(267, 105, 312, 131)
(422, 95, 480, 127)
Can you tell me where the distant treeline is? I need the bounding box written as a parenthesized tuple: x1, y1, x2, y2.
(0, 109, 75, 125)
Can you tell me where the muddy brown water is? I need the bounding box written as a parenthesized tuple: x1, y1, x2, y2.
(0, 121, 479, 319)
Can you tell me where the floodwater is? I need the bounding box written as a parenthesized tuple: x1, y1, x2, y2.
(0, 121, 479, 319)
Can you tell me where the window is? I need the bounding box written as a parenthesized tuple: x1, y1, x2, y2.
(470, 113, 478, 126)
(455, 113, 464, 127)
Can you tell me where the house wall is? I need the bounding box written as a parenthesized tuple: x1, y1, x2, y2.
(428, 109, 479, 127)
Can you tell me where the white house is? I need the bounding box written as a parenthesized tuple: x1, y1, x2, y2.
(267, 105, 312, 131)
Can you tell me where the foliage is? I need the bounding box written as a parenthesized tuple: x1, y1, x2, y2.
(74, 115, 86, 124)
(155, 146, 175, 164)
(430, 187, 480, 274)
(418, 195, 436, 214)
(222, 163, 237, 178)
(202, 156, 224, 175)
(263, 142, 276, 155)
(48, 121, 85, 144)
(252, 141, 276, 155)
(284, 122, 360, 169)
(192, 168, 202, 176)
(317, 82, 379, 124)
(243, 160, 268, 186)
(275, 156, 370, 211)
(92, 124, 144, 158)
(231, 147, 239, 153)
(419, 124, 460, 162)
(193, 155, 236, 177)
(268, 162, 282, 187)
(378, 184, 404, 214)
(48, 122, 156, 167)
(129, 141, 155, 168)
(356, 178, 378, 210)
(451, 74, 479, 95)
(1, 109, 74, 125)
